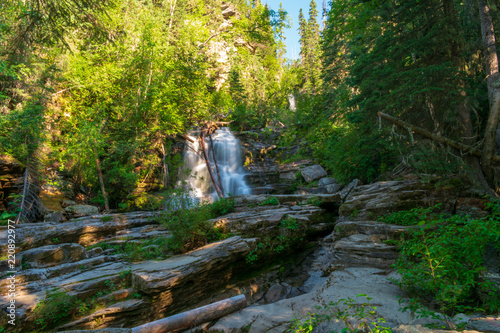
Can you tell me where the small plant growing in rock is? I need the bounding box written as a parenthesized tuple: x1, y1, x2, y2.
(280, 216, 298, 230)
(289, 294, 392, 333)
(305, 197, 322, 206)
(100, 216, 112, 222)
(259, 196, 280, 206)
(380, 204, 441, 226)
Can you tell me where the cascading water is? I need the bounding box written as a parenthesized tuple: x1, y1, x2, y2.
(180, 127, 250, 203)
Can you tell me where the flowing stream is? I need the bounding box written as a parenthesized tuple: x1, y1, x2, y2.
(181, 127, 250, 202)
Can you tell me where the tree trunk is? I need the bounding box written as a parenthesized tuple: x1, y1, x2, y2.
(209, 133, 224, 196)
(379, 112, 497, 196)
(478, 0, 500, 185)
(92, 144, 110, 211)
(131, 295, 247, 333)
(200, 131, 224, 198)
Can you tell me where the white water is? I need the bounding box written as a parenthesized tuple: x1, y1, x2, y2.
(180, 127, 250, 203)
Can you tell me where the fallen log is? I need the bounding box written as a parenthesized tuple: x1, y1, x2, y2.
(131, 294, 247, 333)
(378, 112, 500, 164)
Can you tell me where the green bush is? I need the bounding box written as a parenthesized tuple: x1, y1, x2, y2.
(259, 196, 280, 206)
(325, 127, 397, 184)
(289, 295, 392, 333)
(393, 201, 500, 314)
(380, 204, 442, 226)
(160, 196, 235, 253)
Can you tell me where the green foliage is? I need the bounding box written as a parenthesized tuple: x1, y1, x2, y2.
(325, 127, 397, 184)
(100, 216, 112, 222)
(259, 196, 280, 206)
(289, 295, 392, 333)
(160, 195, 236, 254)
(280, 216, 299, 230)
(0, 211, 17, 226)
(393, 200, 500, 314)
(380, 204, 442, 226)
(305, 197, 322, 207)
(33, 289, 76, 330)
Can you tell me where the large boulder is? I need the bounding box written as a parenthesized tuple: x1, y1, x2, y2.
(339, 179, 458, 220)
(64, 204, 99, 217)
(300, 165, 327, 183)
(18, 243, 87, 268)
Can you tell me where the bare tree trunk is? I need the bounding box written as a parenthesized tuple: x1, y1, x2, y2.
(93, 143, 109, 211)
(200, 132, 224, 198)
(209, 133, 224, 196)
(478, 0, 500, 185)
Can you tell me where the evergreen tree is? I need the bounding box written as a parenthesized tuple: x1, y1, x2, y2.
(298, 0, 322, 90)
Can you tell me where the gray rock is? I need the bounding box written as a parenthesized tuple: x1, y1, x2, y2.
(19, 243, 87, 268)
(0, 211, 159, 253)
(61, 199, 76, 207)
(64, 204, 99, 217)
(211, 267, 414, 333)
(467, 317, 500, 333)
(61, 329, 132, 333)
(45, 211, 65, 223)
(339, 179, 360, 202)
(332, 234, 398, 268)
(326, 183, 343, 193)
(318, 177, 337, 186)
(264, 283, 287, 303)
(279, 171, 296, 181)
(339, 179, 458, 220)
(87, 247, 104, 258)
(301, 165, 327, 183)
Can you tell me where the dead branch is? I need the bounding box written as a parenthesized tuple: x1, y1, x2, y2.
(378, 112, 500, 163)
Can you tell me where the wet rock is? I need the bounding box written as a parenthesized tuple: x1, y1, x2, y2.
(64, 204, 99, 217)
(301, 165, 327, 183)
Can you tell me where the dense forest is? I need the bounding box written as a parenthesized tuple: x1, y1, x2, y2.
(1, 0, 500, 329)
(2, 0, 500, 208)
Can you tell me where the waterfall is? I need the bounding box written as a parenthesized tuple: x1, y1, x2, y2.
(180, 127, 250, 203)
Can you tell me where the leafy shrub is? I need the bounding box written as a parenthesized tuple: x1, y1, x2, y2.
(160, 196, 236, 253)
(380, 204, 442, 226)
(32, 289, 76, 330)
(289, 294, 392, 333)
(325, 127, 397, 184)
(393, 200, 500, 314)
(259, 196, 280, 206)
